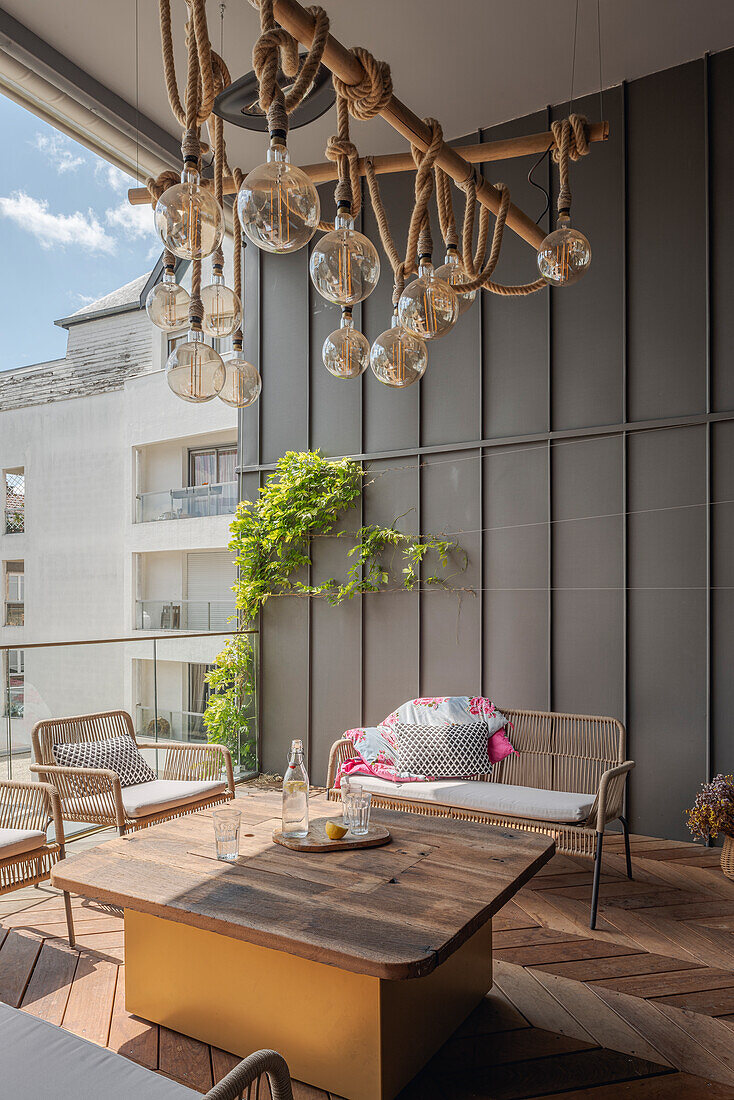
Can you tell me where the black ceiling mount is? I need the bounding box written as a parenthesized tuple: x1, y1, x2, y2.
(213, 58, 335, 131)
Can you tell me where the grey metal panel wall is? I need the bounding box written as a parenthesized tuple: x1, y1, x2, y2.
(245, 51, 734, 841)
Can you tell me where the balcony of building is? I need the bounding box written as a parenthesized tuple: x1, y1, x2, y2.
(129, 435, 239, 555)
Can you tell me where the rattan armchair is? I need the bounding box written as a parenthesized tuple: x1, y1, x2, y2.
(205, 1049, 293, 1100)
(31, 710, 234, 836)
(327, 707, 635, 929)
(0, 779, 75, 945)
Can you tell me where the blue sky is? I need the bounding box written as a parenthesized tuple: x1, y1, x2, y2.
(0, 94, 162, 370)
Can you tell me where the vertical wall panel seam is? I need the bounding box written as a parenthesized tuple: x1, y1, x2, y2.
(306, 252, 313, 770)
(358, 177, 365, 727)
(478, 128, 485, 696)
(621, 80, 630, 818)
(256, 244, 264, 773)
(704, 54, 712, 785)
(546, 103, 553, 713)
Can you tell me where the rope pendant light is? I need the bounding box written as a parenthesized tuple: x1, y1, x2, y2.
(236, 0, 325, 253)
(140, 0, 603, 403)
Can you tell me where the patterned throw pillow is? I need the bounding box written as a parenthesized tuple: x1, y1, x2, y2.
(53, 736, 155, 792)
(395, 721, 493, 779)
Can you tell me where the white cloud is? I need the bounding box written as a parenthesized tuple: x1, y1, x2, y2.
(105, 199, 157, 241)
(0, 192, 116, 254)
(31, 131, 85, 174)
(95, 161, 135, 194)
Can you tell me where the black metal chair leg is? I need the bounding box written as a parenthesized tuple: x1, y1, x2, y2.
(620, 815, 633, 880)
(590, 830, 604, 930)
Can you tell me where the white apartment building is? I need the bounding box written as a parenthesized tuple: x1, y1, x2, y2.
(0, 262, 242, 763)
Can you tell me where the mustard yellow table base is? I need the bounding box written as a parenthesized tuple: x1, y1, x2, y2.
(124, 909, 493, 1100)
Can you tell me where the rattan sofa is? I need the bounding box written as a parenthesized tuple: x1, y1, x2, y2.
(0, 779, 75, 945)
(0, 1000, 293, 1099)
(31, 710, 234, 836)
(327, 707, 634, 929)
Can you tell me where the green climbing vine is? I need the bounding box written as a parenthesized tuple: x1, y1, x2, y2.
(204, 450, 468, 768)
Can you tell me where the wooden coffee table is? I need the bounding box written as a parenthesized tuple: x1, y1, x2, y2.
(53, 791, 554, 1100)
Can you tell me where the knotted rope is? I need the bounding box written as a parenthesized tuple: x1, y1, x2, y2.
(231, 166, 245, 350)
(249, 0, 330, 137)
(550, 113, 589, 215)
(365, 118, 443, 303)
(332, 45, 393, 122)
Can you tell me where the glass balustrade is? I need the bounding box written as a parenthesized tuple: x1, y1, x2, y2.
(136, 599, 236, 631)
(0, 628, 259, 834)
(137, 480, 238, 522)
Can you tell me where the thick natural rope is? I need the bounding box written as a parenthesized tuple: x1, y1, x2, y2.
(551, 113, 589, 214)
(455, 174, 545, 296)
(332, 46, 393, 122)
(364, 119, 442, 303)
(189, 257, 203, 328)
(250, 0, 329, 136)
(232, 166, 245, 349)
(434, 166, 459, 252)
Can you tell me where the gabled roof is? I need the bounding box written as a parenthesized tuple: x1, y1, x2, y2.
(55, 271, 152, 329)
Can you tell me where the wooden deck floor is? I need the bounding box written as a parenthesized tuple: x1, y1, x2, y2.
(2, 819, 734, 1098)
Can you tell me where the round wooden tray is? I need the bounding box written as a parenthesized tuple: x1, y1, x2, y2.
(272, 820, 391, 853)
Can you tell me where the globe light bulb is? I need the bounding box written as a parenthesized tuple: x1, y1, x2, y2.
(218, 352, 262, 407)
(154, 162, 225, 260)
(322, 308, 370, 379)
(201, 270, 242, 338)
(237, 141, 320, 254)
(370, 311, 428, 388)
(166, 328, 226, 403)
(145, 268, 190, 331)
(433, 248, 476, 315)
(398, 258, 459, 340)
(309, 205, 380, 305)
(537, 214, 591, 286)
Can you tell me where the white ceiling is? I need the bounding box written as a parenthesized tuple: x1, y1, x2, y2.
(3, 0, 734, 175)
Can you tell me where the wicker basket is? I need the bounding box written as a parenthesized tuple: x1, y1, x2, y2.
(721, 834, 734, 879)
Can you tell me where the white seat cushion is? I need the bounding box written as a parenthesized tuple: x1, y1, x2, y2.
(348, 776, 595, 824)
(0, 1001, 199, 1098)
(0, 827, 47, 859)
(121, 778, 227, 819)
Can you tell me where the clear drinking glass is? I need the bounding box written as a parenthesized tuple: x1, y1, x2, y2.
(213, 807, 242, 861)
(341, 779, 362, 826)
(345, 790, 372, 835)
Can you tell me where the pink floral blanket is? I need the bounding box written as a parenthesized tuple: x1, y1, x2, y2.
(335, 696, 517, 786)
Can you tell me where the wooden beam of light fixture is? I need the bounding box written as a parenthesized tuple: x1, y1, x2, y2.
(262, 0, 561, 251)
(127, 121, 608, 205)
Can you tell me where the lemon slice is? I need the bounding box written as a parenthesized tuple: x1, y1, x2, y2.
(325, 820, 348, 841)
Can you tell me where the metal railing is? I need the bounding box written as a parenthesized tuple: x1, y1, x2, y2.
(137, 599, 236, 631)
(136, 480, 238, 523)
(5, 605, 23, 627)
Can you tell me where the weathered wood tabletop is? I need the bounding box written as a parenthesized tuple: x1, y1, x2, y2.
(53, 790, 555, 979)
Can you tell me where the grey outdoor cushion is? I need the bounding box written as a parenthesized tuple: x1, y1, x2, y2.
(0, 1001, 200, 1099)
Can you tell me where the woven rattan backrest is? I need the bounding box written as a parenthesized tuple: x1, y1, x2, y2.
(493, 709, 625, 795)
(31, 710, 137, 766)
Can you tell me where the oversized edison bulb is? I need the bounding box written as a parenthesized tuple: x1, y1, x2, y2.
(433, 248, 476, 315)
(398, 258, 459, 340)
(309, 206, 380, 305)
(218, 352, 262, 407)
(537, 214, 591, 286)
(154, 163, 224, 260)
(201, 271, 242, 338)
(145, 269, 190, 331)
(237, 141, 320, 254)
(370, 311, 428, 388)
(322, 309, 370, 379)
(166, 329, 225, 403)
